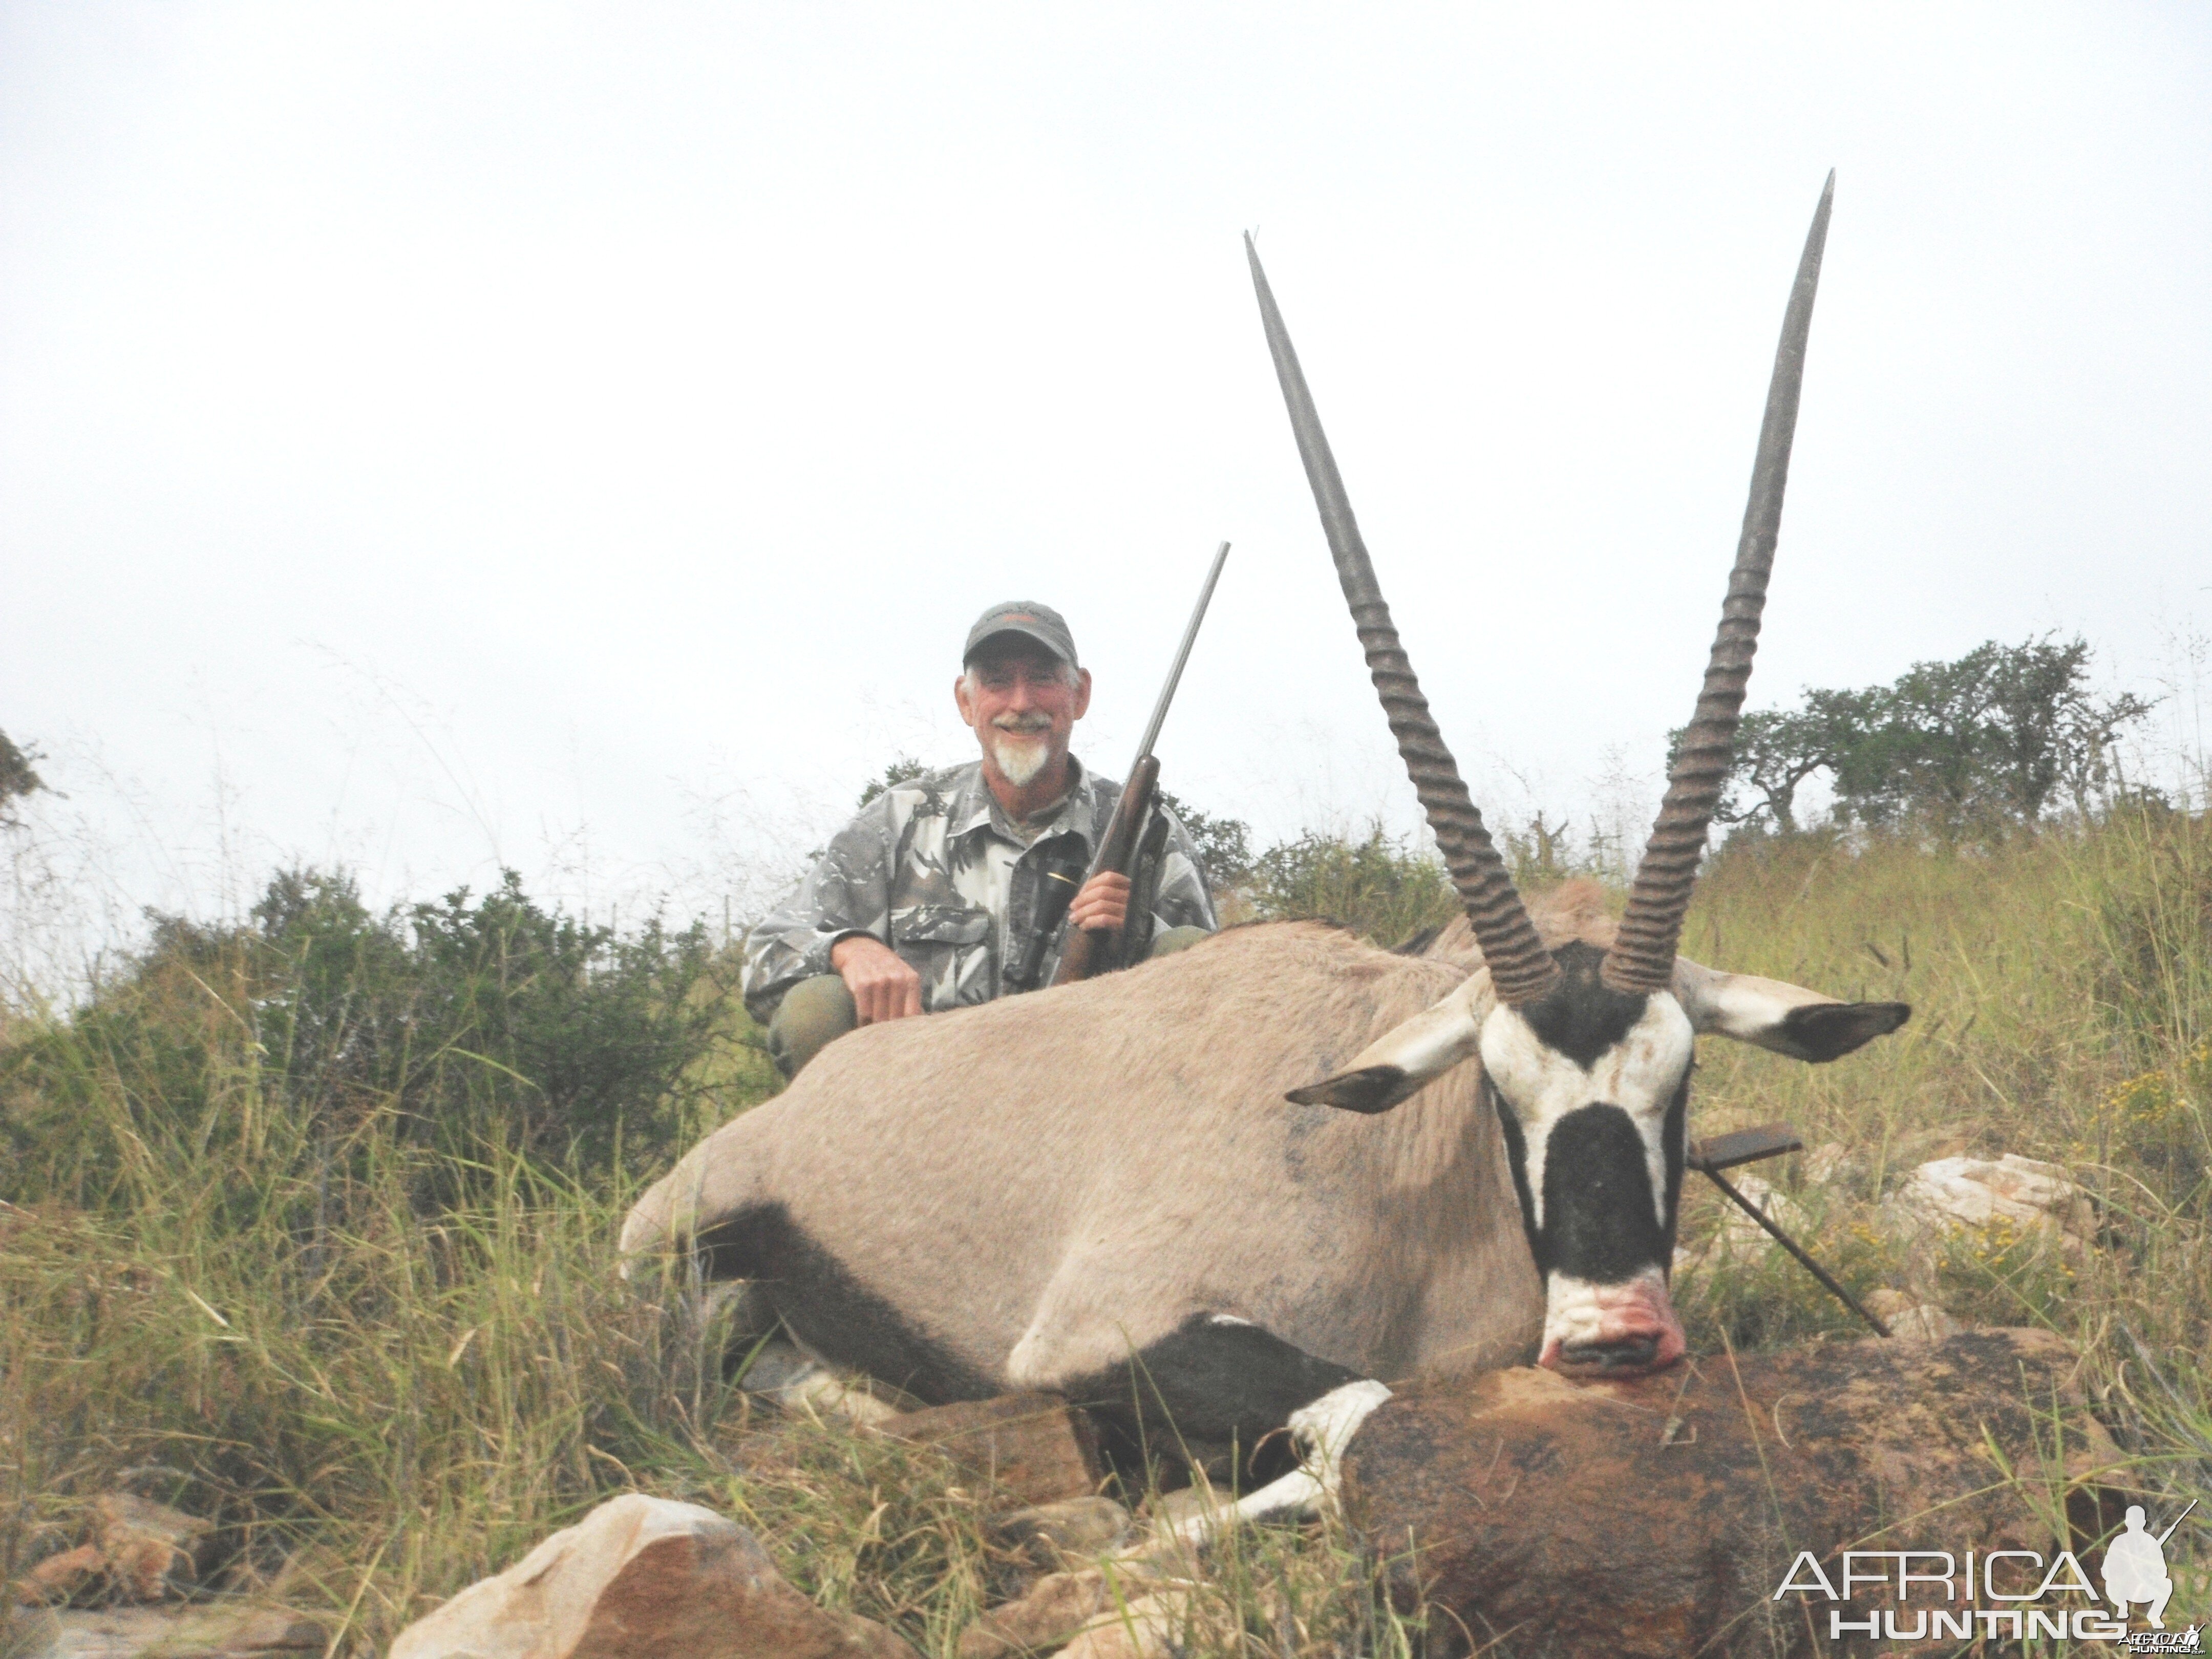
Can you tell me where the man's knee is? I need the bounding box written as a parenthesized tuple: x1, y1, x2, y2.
(1149, 925, 1210, 960)
(766, 974, 858, 1078)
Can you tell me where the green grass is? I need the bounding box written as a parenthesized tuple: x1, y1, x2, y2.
(1676, 811, 2212, 1572)
(4, 809, 2209, 1654)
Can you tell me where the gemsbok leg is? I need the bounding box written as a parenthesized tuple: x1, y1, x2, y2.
(1017, 1308, 1394, 1541)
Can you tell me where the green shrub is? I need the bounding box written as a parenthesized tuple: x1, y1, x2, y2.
(1246, 824, 1459, 948)
(1, 867, 758, 1213)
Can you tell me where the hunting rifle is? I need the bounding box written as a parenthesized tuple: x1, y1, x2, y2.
(1023, 540, 1231, 991)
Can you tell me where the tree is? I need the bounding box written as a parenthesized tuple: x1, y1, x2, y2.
(1156, 789, 1253, 895)
(1980, 637, 2153, 819)
(1689, 635, 2153, 836)
(1703, 692, 1878, 832)
(856, 755, 930, 809)
(0, 729, 45, 826)
(1834, 637, 2152, 828)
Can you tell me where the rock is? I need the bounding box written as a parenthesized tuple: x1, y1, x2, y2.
(388, 1492, 916, 1659)
(16, 1543, 105, 1605)
(993, 1498, 1132, 1568)
(20, 1600, 326, 1657)
(3, 1607, 61, 1655)
(12, 1495, 222, 1609)
(1889, 1152, 2093, 1242)
(232, 1608, 328, 1651)
(875, 1394, 1103, 1508)
(1342, 1329, 2129, 1659)
(199, 1605, 331, 1651)
(957, 1562, 1171, 1659)
(35, 1605, 192, 1658)
(1055, 1590, 1194, 1659)
(91, 1494, 218, 1603)
(1862, 1287, 1962, 1343)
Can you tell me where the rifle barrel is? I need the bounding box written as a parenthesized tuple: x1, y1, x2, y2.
(1133, 541, 1230, 762)
(2156, 1497, 2198, 1546)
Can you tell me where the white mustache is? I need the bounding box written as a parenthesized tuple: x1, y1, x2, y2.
(992, 713, 1053, 734)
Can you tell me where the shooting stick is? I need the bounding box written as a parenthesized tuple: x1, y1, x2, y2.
(1686, 1122, 1891, 1338)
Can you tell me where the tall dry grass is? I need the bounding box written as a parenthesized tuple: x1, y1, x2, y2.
(1676, 809, 2212, 1547)
(3, 809, 2208, 1653)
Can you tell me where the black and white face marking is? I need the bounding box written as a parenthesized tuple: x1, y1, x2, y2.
(1480, 942, 1692, 1374)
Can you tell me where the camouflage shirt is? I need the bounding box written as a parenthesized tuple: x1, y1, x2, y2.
(742, 758, 1216, 1022)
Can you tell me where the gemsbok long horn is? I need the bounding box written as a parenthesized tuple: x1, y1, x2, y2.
(1246, 233, 1559, 1005)
(1602, 174, 1836, 995)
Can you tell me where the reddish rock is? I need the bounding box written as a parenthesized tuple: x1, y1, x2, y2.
(388, 1493, 916, 1659)
(15, 1495, 224, 1610)
(15, 1542, 105, 1605)
(1342, 1329, 2129, 1657)
(91, 1493, 219, 1602)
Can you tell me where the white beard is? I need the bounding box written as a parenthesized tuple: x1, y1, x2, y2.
(989, 732, 1052, 789)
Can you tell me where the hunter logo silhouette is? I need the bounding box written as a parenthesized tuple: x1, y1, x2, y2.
(2107, 1499, 2195, 1631)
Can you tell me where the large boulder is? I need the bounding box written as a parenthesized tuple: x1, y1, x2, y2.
(388, 1493, 916, 1659)
(1342, 1329, 2129, 1658)
(1888, 1152, 2094, 1243)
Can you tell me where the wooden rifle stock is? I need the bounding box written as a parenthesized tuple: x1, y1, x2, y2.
(1049, 754, 1160, 988)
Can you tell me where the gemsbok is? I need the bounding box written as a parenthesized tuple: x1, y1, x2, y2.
(623, 175, 1909, 1533)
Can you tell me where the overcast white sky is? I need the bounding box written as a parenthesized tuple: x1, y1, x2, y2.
(4, 4, 2208, 974)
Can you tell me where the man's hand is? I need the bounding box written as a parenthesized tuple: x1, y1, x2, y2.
(1066, 870, 1131, 935)
(831, 934, 923, 1025)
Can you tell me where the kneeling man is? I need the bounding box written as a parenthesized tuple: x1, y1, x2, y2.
(743, 601, 1216, 1076)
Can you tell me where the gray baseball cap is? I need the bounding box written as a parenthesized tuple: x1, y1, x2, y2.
(963, 601, 1079, 669)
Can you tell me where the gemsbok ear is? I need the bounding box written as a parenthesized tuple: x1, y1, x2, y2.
(1671, 958, 1909, 1063)
(1285, 982, 1485, 1112)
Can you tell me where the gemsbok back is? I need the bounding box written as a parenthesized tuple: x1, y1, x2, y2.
(623, 175, 1909, 1534)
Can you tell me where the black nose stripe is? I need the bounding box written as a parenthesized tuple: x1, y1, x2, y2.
(1535, 1102, 1670, 1283)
